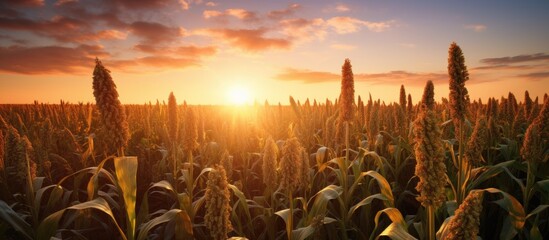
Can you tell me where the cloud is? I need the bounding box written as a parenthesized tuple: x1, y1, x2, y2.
(335, 4, 350, 12)
(178, 0, 205, 10)
(480, 53, 549, 64)
(326, 17, 394, 34)
(0, 6, 21, 18)
(275, 68, 447, 85)
(111, 0, 172, 9)
(0, 15, 127, 43)
(268, 3, 301, 20)
(203, 10, 222, 19)
(0, 44, 207, 75)
(279, 18, 327, 42)
(2, 0, 44, 7)
(130, 21, 185, 45)
(0, 44, 109, 74)
(58, 3, 128, 28)
(399, 43, 416, 48)
(108, 56, 201, 72)
(203, 8, 259, 22)
(225, 9, 259, 22)
(465, 24, 486, 32)
(204, 28, 291, 52)
(471, 64, 540, 71)
(275, 68, 339, 83)
(205, 2, 217, 7)
(330, 43, 356, 50)
(179, 0, 189, 10)
(55, 0, 77, 6)
(133, 44, 217, 57)
(515, 72, 549, 81)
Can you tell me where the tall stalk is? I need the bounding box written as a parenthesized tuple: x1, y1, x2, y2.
(427, 205, 435, 240)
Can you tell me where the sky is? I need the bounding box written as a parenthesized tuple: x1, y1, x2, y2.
(0, 0, 548, 105)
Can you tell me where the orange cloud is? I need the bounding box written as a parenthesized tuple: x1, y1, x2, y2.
(226, 9, 259, 22)
(205, 28, 291, 52)
(326, 17, 394, 33)
(203, 10, 223, 19)
(203, 8, 259, 22)
(0, 44, 108, 74)
(279, 18, 327, 42)
(268, 3, 301, 20)
(133, 44, 217, 57)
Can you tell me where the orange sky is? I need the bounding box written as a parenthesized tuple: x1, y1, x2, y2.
(0, 0, 548, 105)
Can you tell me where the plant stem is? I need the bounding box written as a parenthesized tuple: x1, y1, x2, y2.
(427, 205, 435, 240)
(457, 121, 464, 205)
(288, 190, 293, 240)
(524, 161, 536, 211)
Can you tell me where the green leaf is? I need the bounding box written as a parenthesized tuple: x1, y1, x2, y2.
(436, 216, 453, 240)
(348, 193, 388, 221)
(534, 179, 549, 195)
(349, 170, 394, 208)
(292, 225, 315, 240)
(136, 209, 193, 240)
(114, 156, 138, 240)
(136, 180, 177, 227)
(307, 185, 342, 224)
(526, 205, 549, 220)
(37, 198, 126, 240)
(0, 201, 33, 240)
(373, 208, 415, 240)
(483, 188, 525, 239)
(467, 160, 516, 192)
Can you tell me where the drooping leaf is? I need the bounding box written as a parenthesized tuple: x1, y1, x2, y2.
(37, 198, 126, 240)
(0, 201, 33, 240)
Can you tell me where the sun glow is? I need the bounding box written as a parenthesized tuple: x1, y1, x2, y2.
(227, 85, 251, 105)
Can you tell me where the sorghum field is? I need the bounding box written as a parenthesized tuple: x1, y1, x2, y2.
(1, 43, 548, 240)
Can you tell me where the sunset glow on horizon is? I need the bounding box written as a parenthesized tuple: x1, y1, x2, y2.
(1, 0, 548, 104)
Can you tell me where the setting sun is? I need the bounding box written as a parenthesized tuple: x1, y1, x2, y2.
(227, 85, 251, 105)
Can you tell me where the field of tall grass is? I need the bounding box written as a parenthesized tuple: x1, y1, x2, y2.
(1, 42, 548, 239)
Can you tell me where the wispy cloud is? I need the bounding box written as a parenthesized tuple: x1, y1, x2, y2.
(203, 28, 291, 52)
(399, 43, 416, 48)
(330, 43, 356, 50)
(275, 68, 447, 85)
(465, 24, 486, 32)
(133, 44, 217, 57)
(203, 8, 259, 22)
(267, 3, 301, 20)
(515, 72, 549, 81)
(480, 53, 549, 64)
(472, 53, 549, 82)
(326, 17, 394, 34)
(335, 4, 350, 12)
(279, 18, 327, 42)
